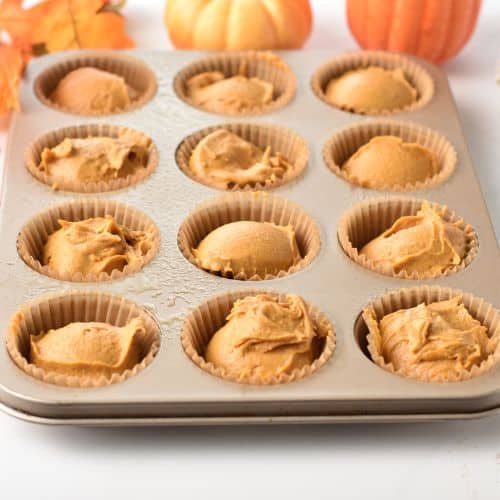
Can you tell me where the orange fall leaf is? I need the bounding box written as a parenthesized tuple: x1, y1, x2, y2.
(33, 0, 134, 53)
(0, 44, 23, 114)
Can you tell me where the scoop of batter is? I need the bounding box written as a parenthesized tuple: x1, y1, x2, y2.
(50, 67, 133, 113)
(38, 130, 151, 190)
(325, 66, 417, 113)
(189, 129, 292, 189)
(367, 297, 496, 382)
(30, 317, 145, 379)
(186, 62, 273, 113)
(343, 136, 438, 189)
(360, 202, 466, 275)
(42, 216, 152, 278)
(192, 220, 301, 278)
(206, 294, 324, 382)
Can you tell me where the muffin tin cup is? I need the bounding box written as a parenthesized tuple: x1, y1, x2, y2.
(6, 290, 161, 388)
(173, 50, 296, 116)
(311, 50, 434, 115)
(337, 197, 478, 280)
(34, 52, 157, 116)
(177, 191, 321, 280)
(25, 123, 159, 193)
(323, 120, 457, 191)
(17, 199, 160, 283)
(181, 289, 336, 385)
(175, 122, 309, 191)
(357, 285, 500, 383)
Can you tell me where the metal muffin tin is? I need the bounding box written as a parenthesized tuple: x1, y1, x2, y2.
(0, 50, 498, 425)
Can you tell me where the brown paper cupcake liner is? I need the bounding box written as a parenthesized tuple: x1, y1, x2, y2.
(337, 197, 478, 280)
(177, 191, 321, 280)
(181, 289, 336, 385)
(25, 123, 158, 193)
(6, 290, 161, 388)
(34, 52, 157, 116)
(175, 122, 309, 191)
(323, 120, 457, 191)
(311, 51, 434, 115)
(173, 51, 296, 116)
(355, 285, 500, 383)
(17, 199, 160, 282)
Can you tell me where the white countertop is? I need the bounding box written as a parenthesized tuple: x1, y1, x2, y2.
(0, 1, 499, 499)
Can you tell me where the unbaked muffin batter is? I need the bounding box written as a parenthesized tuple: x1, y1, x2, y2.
(38, 130, 151, 190)
(325, 66, 417, 113)
(30, 317, 145, 378)
(50, 67, 134, 114)
(192, 220, 301, 278)
(360, 202, 466, 275)
(189, 129, 292, 189)
(367, 297, 495, 382)
(186, 62, 273, 113)
(42, 216, 153, 277)
(343, 136, 438, 189)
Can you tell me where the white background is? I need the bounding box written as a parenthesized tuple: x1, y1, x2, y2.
(0, 1, 499, 499)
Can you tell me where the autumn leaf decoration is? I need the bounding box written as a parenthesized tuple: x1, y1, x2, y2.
(0, 44, 23, 114)
(0, 0, 135, 115)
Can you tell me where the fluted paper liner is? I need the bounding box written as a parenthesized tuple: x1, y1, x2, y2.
(323, 120, 457, 191)
(337, 197, 478, 279)
(25, 123, 158, 193)
(176, 122, 309, 191)
(178, 191, 321, 280)
(356, 286, 500, 383)
(6, 290, 161, 388)
(34, 53, 157, 116)
(17, 199, 160, 282)
(311, 51, 434, 115)
(181, 289, 336, 385)
(173, 51, 296, 116)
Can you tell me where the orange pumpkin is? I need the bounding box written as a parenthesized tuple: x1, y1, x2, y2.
(165, 0, 313, 50)
(347, 0, 482, 64)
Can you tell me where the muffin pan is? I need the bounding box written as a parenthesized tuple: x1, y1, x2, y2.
(0, 50, 498, 425)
